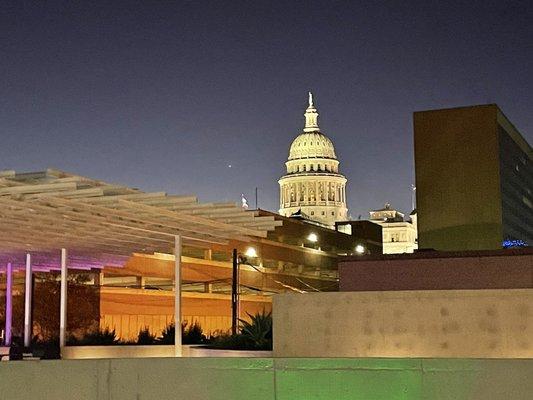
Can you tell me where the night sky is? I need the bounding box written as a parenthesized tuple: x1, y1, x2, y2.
(2, 1, 532, 218)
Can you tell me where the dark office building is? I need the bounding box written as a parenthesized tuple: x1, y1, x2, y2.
(414, 104, 532, 251)
(335, 220, 383, 255)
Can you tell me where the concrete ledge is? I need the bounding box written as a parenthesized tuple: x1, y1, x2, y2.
(62, 345, 175, 359)
(1, 357, 532, 399)
(187, 347, 272, 357)
(62, 345, 272, 359)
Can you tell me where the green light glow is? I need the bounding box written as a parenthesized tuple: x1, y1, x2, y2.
(1, 357, 532, 399)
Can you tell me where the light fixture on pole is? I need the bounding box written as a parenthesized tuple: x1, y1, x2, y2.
(232, 246, 258, 335)
(244, 247, 258, 258)
(307, 233, 318, 243)
(355, 244, 366, 255)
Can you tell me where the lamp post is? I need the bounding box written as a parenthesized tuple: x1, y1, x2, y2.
(231, 247, 257, 335)
(231, 249, 239, 336)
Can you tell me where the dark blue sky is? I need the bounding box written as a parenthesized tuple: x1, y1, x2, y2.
(2, 1, 532, 217)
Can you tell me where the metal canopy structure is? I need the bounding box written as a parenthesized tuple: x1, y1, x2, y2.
(0, 168, 281, 354)
(0, 168, 281, 268)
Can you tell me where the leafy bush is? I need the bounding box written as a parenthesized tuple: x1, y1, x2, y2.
(208, 333, 250, 350)
(156, 321, 206, 345)
(31, 336, 60, 359)
(239, 311, 272, 350)
(209, 310, 272, 351)
(157, 323, 176, 344)
(137, 326, 156, 345)
(69, 327, 121, 346)
(183, 321, 206, 344)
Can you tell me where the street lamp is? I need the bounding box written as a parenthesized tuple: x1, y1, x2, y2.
(307, 233, 318, 243)
(355, 244, 366, 255)
(231, 246, 257, 335)
(244, 247, 258, 258)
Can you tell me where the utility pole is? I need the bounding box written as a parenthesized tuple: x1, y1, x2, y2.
(255, 187, 258, 210)
(411, 184, 416, 211)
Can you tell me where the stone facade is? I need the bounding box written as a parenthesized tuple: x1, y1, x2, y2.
(369, 204, 418, 254)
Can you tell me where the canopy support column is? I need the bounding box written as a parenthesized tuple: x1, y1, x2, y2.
(59, 248, 68, 352)
(23, 254, 32, 348)
(5, 262, 13, 346)
(174, 235, 182, 357)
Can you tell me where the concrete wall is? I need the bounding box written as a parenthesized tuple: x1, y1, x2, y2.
(273, 289, 533, 358)
(1, 357, 533, 400)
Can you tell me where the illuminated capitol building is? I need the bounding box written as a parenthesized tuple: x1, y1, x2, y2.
(278, 93, 348, 228)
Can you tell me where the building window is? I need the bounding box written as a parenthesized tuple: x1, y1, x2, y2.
(331, 211, 334, 216)
(311, 211, 314, 215)
(337, 224, 352, 235)
(322, 211, 325, 216)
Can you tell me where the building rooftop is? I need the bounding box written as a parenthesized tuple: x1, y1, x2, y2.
(341, 246, 532, 262)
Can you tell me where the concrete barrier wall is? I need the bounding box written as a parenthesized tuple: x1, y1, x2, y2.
(62, 345, 271, 359)
(62, 345, 175, 359)
(1, 357, 533, 399)
(273, 289, 533, 358)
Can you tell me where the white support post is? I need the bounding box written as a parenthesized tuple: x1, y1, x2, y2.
(59, 248, 68, 351)
(23, 253, 32, 348)
(174, 235, 182, 357)
(5, 262, 13, 346)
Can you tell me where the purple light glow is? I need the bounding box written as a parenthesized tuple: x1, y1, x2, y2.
(5, 262, 13, 346)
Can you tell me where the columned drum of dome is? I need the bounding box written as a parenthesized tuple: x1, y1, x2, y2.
(278, 93, 348, 228)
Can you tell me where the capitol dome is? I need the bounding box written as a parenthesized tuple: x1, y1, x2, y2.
(278, 92, 348, 228)
(288, 131, 337, 160)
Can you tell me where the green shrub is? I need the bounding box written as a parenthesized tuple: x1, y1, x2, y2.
(208, 333, 249, 349)
(31, 336, 60, 359)
(157, 323, 176, 344)
(69, 327, 121, 346)
(239, 310, 272, 350)
(183, 321, 206, 344)
(208, 310, 272, 351)
(156, 321, 206, 345)
(137, 326, 156, 345)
